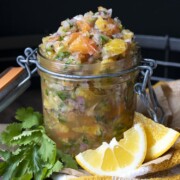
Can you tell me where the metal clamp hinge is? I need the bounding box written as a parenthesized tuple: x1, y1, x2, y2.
(135, 59, 165, 124)
(16, 48, 37, 86)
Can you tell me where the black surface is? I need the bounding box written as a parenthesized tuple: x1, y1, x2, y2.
(0, 0, 180, 37)
(0, 87, 42, 124)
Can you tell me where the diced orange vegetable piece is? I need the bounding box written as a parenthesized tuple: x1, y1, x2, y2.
(69, 35, 97, 55)
(65, 32, 81, 45)
(76, 20, 91, 32)
(77, 53, 89, 63)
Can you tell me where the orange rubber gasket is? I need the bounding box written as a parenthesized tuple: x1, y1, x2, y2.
(0, 67, 24, 91)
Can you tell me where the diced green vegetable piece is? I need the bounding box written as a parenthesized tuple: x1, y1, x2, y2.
(57, 91, 69, 101)
(63, 57, 74, 70)
(65, 58, 74, 64)
(82, 136, 89, 144)
(45, 89, 49, 96)
(100, 35, 110, 44)
(59, 36, 64, 41)
(56, 51, 70, 60)
(58, 114, 66, 123)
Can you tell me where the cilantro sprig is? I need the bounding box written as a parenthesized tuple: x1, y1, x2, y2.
(0, 107, 78, 180)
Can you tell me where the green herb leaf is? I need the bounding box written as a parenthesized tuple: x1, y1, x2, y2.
(38, 134, 56, 162)
(15, 107, 43, 128)
(0, 162, 7, 175)
(0, 107, 77, 179)
(0, 152, 25, 180)
(58, 150, 78, 169)
(46, 160, 63, 178)
(11, 128, 43, 146)
(34, 167, 48, 180)
(27, 145, 42, 173)
(13, 174, 33, 180)
(0, 149, 10, 161)
(0, 123, 22, 146)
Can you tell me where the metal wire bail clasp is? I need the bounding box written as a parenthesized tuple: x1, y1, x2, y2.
(135, 59, 165, 124)
(16, 48, 37, 86)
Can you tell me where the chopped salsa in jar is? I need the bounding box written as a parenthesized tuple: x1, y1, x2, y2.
(39, 6, 137, 65)
(38, 7, 139, 155)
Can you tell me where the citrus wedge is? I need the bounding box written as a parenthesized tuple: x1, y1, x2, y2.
(134, 112, 180, 161)
(75, 123, 147, 176)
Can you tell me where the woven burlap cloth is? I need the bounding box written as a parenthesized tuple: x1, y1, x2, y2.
(52, 80, 180, 180)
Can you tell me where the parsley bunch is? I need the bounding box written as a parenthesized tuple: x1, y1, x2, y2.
(0, 107, 78, 180)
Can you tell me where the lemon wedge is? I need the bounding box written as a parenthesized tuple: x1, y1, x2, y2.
(134, 112, 180, 161)
(75, 123, 147, 176)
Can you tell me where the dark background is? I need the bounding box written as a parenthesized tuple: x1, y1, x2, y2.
(0, 0, 180, 122)
(1, 0, 180, 37)
(1, 0, 180, 70)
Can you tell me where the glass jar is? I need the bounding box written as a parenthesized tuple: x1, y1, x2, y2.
(37, 48, 140, 155)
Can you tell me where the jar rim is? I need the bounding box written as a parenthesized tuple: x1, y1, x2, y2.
(38, 47, 140, 65)
(37, 47, 140, 78)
